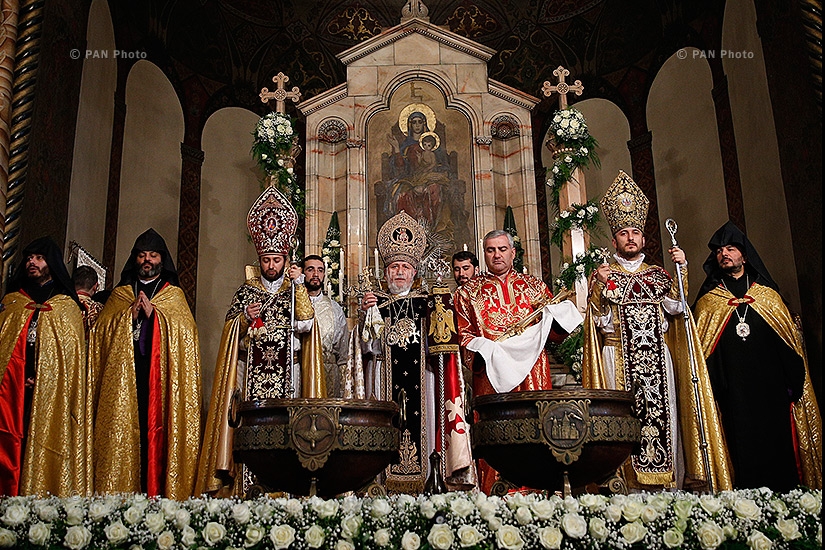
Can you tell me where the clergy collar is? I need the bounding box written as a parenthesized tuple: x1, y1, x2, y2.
(614, 253, 645, 273)
(261, 272, 285, 293)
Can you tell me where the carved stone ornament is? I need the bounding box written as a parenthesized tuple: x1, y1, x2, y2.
(318, 119, 348, 143)
(491, 114, 520, 140)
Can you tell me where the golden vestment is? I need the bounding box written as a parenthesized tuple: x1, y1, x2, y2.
(195, 273, 322, 497)
(0, 292, 92, 496)
(694, 283, 822, 489)
(582, 260, 732, 491)
(90, 284, 202, 500)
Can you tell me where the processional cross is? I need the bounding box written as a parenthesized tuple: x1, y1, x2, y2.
(260, 72, 302, 112)
(541, 65, 584, 109)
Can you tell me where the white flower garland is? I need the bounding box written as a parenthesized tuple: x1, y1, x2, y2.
(0, 489, 820, 549)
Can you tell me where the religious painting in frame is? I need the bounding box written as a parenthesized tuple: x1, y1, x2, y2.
(368, 81, 474, 261)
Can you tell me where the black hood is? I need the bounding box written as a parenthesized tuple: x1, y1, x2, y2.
(6, 236, 80, 304)
(117, 228, 179, 287)
(694, 221, 778, 304)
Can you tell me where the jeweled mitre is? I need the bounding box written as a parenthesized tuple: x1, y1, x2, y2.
(600, 170, 649, 235)
(377, 210, 427, 269)
(247, 184, 298, 256)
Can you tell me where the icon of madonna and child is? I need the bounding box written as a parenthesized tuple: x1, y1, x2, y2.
(375, 103, 471, 255)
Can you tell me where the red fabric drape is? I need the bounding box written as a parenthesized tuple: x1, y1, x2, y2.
(0, 315, 32, 495)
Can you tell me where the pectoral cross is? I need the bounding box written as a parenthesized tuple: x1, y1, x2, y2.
(260, 72, 302, 113)
(541, 66, 584, 109)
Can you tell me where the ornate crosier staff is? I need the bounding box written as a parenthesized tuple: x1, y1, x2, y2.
(665, 218, 714, 493)
(290, 236, 300, 369)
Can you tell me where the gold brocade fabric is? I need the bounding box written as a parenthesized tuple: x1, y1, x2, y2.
(195, 276, 326, 497)
(0, 292, 92, 497)
(582, 263, 732, 491)
(694, 284, 822, 489)
(89, 285, 203, 500)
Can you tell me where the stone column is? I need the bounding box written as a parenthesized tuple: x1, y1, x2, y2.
(177, 142, 204, 311)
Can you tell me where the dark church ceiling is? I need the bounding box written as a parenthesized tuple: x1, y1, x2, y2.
(108, 0, 721, 129)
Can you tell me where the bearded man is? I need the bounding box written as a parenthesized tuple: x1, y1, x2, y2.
(0, 237, 91, 496)
(90, 228, 202, 499)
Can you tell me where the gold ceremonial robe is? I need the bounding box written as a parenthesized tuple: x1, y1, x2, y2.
(694, 283, 822, 489)
(195, 274, 323, 497)
(582, 261, 732, 491)
(0, 292, 91, 496)
(90, 284, 202, 500)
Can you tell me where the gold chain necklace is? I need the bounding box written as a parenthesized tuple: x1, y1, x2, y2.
(385, 295, 420, 349)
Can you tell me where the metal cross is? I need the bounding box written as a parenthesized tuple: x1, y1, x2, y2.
(541, 66, 584, 110)
(260, 72, 302, 113)
(262, 347, 279, 369)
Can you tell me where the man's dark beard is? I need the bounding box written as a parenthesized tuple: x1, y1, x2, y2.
(262, 267, 284, 283)
(305, 279, 323, 292)
(138, 262, 162, 279)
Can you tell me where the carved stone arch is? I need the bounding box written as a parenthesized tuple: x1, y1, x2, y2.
(317, 118, 349, 143)
(490, 113, 521, 140)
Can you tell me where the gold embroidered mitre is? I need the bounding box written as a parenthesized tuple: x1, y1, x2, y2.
(377, 210, 426, 269)
(247, 184, 298, 256)
(600, 170, 649, 235)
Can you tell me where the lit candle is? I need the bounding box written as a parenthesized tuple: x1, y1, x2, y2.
(339, 246, 345, 300)
(522, 265, 528, 274)
(374, 248, 380, 279)
(463, 243, 468, 251)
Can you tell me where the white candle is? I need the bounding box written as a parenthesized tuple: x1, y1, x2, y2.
(374, 248, 380, 279)
(358, 242, 363, 275)
(324, 256, 331, 295)
(478, 239, 484, 255)
(339, 246, 345, 300)
(463, 243, 468, 251)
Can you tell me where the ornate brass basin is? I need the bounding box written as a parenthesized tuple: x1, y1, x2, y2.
(472, 389, 641, 492)
(234, 398, 399, 497)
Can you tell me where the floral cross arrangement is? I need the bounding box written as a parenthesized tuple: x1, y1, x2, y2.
(545, 108, 600, 207)
(0, 488, 820, 549)
(252, 112, 306, 216)
(321, 212, 343, 304)
(549, 200, 602, 248)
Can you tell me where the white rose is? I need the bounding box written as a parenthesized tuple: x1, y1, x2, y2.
(450, 497, 475, 517)
(430, 494, 447, 508)
(206, 499, 223, 515)
(579, 494, 605, 511)
(496, 524, 525, 550)
(530, 499, 556, 520)
(159, 499, 178, 519)
(515, 506, 533, 525)
(88, 500, 114, 521)
(123, 506, 143, 525)
(622, 500, 644, 522)
(305, 525, 326, 548)
(561, 513, 587, 538)
(746, 530, 773, 550)
(285, 499, 303, 518)
(374, 528, 391, 546)
(269, 524, 296, 549)
(315, 499, 340, 519)
(427, 524, 454, 550)
(335, 541, 354, 550)
(589, 517, 608, 542)
(697, 520, 725, 549)
(401, 531, 421, 550)
(0, 528, 16, 548)
(700, 495, 724, 515)
(157, 530, 176, 550)
(776, 518, 801, 540)
(488, 517, 502, 531)
(28, 522, 51, 546)
(232, 503, 252, 524)
(610, 494, 628, 506)
(64, 525, 93, 550)
(35, 504, 58, 522)
(798, 492, 821, 515)
(605, 504, 623, 523)
(641, 505, 659, 523)
(245, 524, 266, 547)
(537, 526, 562, 549)
(770, 499, 788, 515)
(203, 521, 227, 546)
(104, 520, 130, 545)
(65, 504, 85, 526)
(370, 499, 391, 518)
(144, 512, 165, 534)
(663, 528, 684, 548)
(457, 525, 483, 547)
(673, 498, 694, 519)
(620, 521, 647, 544)
(724, 524, 738, 539)
(254, 502, 274, 520)
(478, 499, 498, 520)
(340, 515, 361, 540)
(181, 525, 197, 546)
(1, 504, 29, 526)
(420, 500, 436, 519)
(733, 498, 761, 521)
(174, 508, 191, 528)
